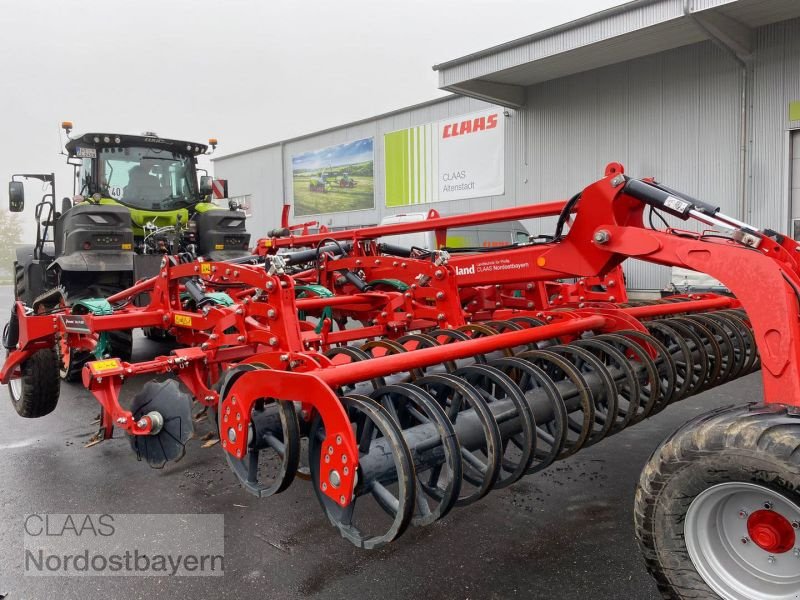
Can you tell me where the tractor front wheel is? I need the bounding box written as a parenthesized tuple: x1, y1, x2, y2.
(8, 347, 60, 418)
(635, 404, 800, 600)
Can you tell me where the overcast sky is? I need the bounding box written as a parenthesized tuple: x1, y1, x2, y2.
(1, 0, 624, 240)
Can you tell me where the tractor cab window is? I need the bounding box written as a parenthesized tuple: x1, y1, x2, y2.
(78, 158, 94, 196)
(98, 146, 197, 210)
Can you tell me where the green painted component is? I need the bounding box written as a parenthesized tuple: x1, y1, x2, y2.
(367, 279, 409, 291)
(194, 202, 219, 213)
(93, 333, 110, 360)
(790, 101, 800, 122)
(295, 285, 334, 298)
(204, 292, 234, 306)
(295, 285, 334, 333)
(96, 197, 223, 235)
(179, 291, 234, 306)
(73, 298, 113, 315)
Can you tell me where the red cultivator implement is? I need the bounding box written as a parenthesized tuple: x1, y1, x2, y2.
(3, 163, 799, 597)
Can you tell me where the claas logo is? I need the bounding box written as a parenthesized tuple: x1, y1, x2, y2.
(442, 114, 498, 139)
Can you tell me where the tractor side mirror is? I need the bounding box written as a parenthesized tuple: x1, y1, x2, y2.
(199, 176, 213, 197)
(8, 181, 24, 212)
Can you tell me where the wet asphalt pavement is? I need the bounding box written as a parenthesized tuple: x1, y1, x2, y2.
(0, 284, 761, 600)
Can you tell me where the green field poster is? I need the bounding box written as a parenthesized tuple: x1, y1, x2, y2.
(292, 138, 374, 216)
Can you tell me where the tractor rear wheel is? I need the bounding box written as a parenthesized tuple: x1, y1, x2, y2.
(8, 347, 60, 418)
(635, 404, 800, 600)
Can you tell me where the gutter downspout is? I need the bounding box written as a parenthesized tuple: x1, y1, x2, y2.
(683, 0, 751, 222)
(279, 141, 287, 227)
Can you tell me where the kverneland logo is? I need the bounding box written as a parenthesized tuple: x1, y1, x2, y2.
(442, 114, 499, 139)
(455, 264, 476, 275)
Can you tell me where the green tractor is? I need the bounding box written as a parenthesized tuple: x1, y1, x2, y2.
(338, 173, 357, 188)
(309, 169, 333, 193)
(309, 168, 358, 193)
(8, 122, 251, 380)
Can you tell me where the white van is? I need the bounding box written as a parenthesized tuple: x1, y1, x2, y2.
(667, 267, 729, 295)
(378, 212, 529, 251)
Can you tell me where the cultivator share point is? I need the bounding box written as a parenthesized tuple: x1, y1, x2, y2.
(3, 163, 799, 597)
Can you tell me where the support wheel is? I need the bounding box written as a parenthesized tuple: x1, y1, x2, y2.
(635, 404, 800, 600)
(8, 347, 60, 418)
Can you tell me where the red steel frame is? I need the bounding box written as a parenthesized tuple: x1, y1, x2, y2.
(3, 162, 798, 506)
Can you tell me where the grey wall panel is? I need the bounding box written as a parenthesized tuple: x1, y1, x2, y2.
(522, 40, 742, 289)
(749, 18, 800, 231)
(213, 145, 284, 238)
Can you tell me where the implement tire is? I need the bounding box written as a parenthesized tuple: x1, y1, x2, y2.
(8, 347, 60, 418)
(635, 404, 800, 599)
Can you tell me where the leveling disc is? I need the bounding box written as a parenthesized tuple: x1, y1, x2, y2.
(128, 380, 193, 468)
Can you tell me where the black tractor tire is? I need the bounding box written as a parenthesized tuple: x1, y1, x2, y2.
(14, 262, 25, 302)
(635, 404, 800, 599)
(13, 244, 36, 304)
(8, 347, 60, 418)
(143, 327, 174, 342)
(108, 329, 133, 362)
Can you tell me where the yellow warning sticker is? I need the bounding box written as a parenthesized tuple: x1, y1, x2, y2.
(214, 244, 225, 250)
(91, 358, 121, 373)
(200, 263, 212, 275)
(121, 243, 132, 250)
(174, 314, 193, 327)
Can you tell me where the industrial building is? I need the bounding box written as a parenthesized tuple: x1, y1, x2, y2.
(214, 0, 800, 290)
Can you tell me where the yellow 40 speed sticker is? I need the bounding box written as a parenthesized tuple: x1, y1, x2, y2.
(174, 314, 193, 327)
(200, 263, 212, 275)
